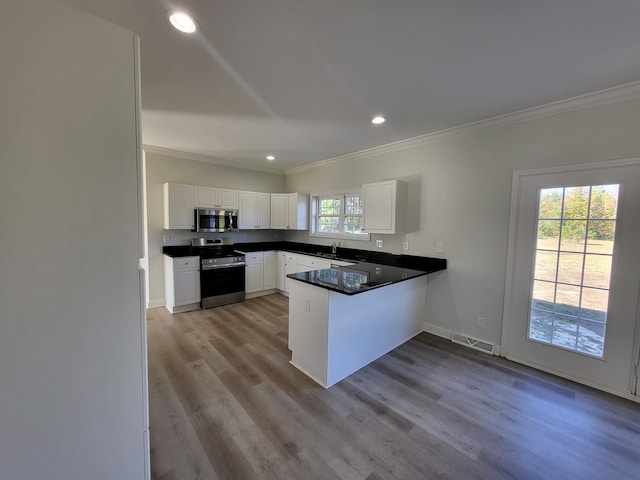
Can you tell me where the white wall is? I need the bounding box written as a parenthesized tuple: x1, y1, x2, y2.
(0, 0, 146, 478)
(286, 97, 640, 348)
(145, 150, 285, 306)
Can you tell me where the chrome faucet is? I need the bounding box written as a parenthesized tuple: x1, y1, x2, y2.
(331, 242, 337, 255)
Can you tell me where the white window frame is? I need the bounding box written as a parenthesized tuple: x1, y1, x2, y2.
(310, 191, 370, 241)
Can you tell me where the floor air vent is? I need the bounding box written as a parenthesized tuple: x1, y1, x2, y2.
(451, 333, 495, 355)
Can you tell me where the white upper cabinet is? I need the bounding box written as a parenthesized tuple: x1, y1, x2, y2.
(270, 194, 289, 229)
(163, 183, 195, 230)
(195, 186, 239, 209)
(362, 180, 408, 234)
(239, 191, 271, 229)
(271, 193, 309, 230)
(257, 193, 271, 228)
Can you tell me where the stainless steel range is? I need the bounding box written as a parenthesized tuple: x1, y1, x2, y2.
(191, 238, 246, 309)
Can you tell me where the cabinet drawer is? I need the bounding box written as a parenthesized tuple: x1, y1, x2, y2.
(245, 252, 264, 264)
(298, 255, 331, 269)
(173, 256, 200, 270)
(285, 253, 297, 263)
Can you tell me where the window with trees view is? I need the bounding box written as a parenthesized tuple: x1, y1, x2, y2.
(312, 193, 368, 239)
(529, 185, 619, 357)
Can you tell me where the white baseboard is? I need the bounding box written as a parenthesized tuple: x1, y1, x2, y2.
(245, 289, 278, 300)
(147, 299, 165, 309)
(422, 322, 501, 356)
(507, 354, 639, 404)
(422, 322, 453, 339)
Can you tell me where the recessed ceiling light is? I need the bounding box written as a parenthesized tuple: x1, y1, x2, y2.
(168, 11, 198, 33)
(371, 115, 386, 125)
(266, 155, 275, 161)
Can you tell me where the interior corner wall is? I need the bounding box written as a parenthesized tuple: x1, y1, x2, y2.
(145, 151, 285, 307)
(1, 0, 146, 477)
(285, 97, 640, 348)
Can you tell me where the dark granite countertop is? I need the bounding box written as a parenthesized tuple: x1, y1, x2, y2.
(163, 241, 447, 274)
(287, 262, 428, 295)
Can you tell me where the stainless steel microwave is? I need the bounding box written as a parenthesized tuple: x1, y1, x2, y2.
(194, 208, 239, 232)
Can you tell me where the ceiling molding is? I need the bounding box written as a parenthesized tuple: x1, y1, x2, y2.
(142, 145, 285, 175)
(285, 81, 640, 176)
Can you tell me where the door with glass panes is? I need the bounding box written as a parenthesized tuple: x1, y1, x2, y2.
(503, 160, 640, 397)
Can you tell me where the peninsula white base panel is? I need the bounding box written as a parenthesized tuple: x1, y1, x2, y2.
(288, 276, 427, 388)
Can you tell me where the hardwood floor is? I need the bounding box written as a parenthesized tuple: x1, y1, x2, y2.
(147, 294, 640, 480)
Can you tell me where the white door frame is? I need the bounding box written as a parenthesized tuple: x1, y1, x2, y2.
(501, 157, 640, 401)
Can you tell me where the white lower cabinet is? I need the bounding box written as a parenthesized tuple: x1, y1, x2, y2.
(284, 253, 298, 294)
(245, 251, 278, 297)
(276, 252, 286, 291)
(164, 255, 200, 313)
(263, 251, 277, 290)
(245, 252, 264, 294)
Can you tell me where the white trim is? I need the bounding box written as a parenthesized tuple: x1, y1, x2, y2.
(310, 192, 370, 240)
(147, 299, 165, 309)
(423, 322, 453, 339)
(507, 354, 640, 404)
(245, 289, 278, 300)
(142, 145, 283, 175)
(285, 81, 640, 176)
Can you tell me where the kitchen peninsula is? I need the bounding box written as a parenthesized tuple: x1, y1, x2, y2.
(287, 262, 436, 388)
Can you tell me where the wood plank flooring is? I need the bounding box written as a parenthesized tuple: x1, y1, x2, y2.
(147, 294, 640, 480)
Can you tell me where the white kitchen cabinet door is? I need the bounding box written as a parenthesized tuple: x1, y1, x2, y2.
(195, 186, 217, 208)
(239, 191, 259, 229)
(163, 183, 194, 230)
(287, 193, 309, 230)
(257, 193, 271, 228)
(284, 253, 298, 292)
(362, 180, 407, 234)
(195, 186, 239, 209)
(245, 263, 264, 293)
(270, 193, 309, 230)
(276, 252, 286, 291)
(263, 251, 277, 290)
(239, 191, 271, 229)
(245, 252, 264, 294)
(218, 189, 239, 209)
(174, 269, 200, 306)
(270, 194, 289, 229)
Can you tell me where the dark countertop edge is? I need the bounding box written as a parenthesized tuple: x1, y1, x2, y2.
(287, 268, 429, 296)
(163, 241, 447, 274)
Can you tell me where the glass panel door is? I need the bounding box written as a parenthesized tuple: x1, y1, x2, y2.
(503, 161, 640, 397)
(530, 185, 619, 357)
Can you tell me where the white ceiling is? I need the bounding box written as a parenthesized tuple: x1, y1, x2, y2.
(61, 0, 640, 173)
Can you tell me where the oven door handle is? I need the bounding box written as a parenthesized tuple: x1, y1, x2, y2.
(201, 262, 246, 270)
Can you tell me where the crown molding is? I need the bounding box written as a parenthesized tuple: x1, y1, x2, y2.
(285, 81, 640, 176)
(142, 145, 285, 175)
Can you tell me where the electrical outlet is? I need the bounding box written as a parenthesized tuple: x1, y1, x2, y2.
(376, 239, 383, 248)
(436, 242, 444, 254)
(163, 235, 170, 243)
(304, 299, 310, 312)
(403, 241, 409, 251)
(478, 316, 486, 328)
